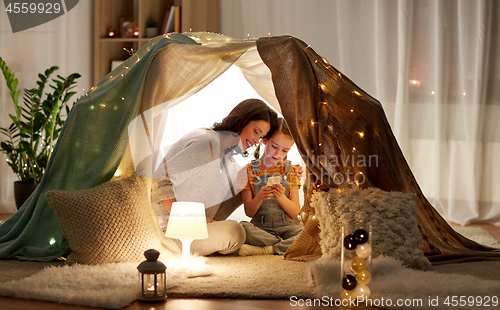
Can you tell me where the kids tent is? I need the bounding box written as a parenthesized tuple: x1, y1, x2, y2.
(0, 32, 498, 263)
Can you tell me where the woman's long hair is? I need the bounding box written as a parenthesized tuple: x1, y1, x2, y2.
(211, 99, 278, 138)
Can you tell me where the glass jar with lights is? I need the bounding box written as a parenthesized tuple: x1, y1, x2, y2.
(137, 249, 167, 302)
(340, 225, 373, 304)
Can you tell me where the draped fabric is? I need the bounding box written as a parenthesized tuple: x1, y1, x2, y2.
(0, 33, 253, 261)
(256, 36, 500, 263)
(221, 0, 500, 226)
(1, 32, 498, 263)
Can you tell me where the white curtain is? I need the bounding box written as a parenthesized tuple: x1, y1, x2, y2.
(221, 0, 500, 225)
(0, 2, 93, 213)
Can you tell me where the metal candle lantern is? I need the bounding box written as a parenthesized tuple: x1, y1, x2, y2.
(137, 249, 167, 302)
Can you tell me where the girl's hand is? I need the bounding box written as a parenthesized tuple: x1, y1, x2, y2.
(294, 164, 304, 181)
(256, 186, 273, 200)
(206, 218, 216, 223)
(271, 184, 286, 200)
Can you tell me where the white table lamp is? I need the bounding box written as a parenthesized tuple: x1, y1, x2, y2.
(165, 202, 208, 260)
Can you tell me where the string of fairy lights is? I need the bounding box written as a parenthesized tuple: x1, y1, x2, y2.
(80, 31, 367, 203)
(77, 31, 374, 300)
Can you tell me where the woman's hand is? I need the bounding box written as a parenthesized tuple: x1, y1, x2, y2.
(294, 164, 304, 181)
(271, 184, 286, 200)
(256, 185, 273, 200)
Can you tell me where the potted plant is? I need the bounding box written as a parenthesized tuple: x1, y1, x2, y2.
(146, 17, 158, 38)
(0, 57, 81, 209)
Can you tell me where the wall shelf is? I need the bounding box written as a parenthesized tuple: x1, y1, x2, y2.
(93, 0, 220, 85)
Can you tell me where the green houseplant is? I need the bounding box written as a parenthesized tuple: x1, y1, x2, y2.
(146, 17, 158, 38)
(0, 57, 81, 208)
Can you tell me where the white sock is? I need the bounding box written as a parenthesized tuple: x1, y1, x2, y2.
(239, 244, 274, 256)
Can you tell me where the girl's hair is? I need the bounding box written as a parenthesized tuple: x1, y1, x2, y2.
(211, 99, 278, 138)
(254, 117, 292, 159)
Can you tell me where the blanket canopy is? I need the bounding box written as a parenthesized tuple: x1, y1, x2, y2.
(0, 32, 498, 263)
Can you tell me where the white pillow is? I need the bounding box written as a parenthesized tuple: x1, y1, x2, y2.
(311, 187, 431, 270)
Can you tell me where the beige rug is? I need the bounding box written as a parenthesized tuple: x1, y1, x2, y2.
(0, 226, 498, 309)
(0, 255, 311, 309)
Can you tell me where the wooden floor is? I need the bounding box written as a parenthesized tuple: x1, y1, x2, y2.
(1, 213, 499, 310)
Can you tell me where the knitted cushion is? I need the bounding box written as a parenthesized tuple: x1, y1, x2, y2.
(311, 187, 431, 270)
(46, 173, 177, 264)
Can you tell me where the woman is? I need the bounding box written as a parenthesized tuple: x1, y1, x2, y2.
(152, 98, 302, 256)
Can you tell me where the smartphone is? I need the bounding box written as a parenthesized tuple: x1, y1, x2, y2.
(266, 176, 281, 186)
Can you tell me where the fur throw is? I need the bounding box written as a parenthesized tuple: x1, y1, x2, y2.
(310, 187, 431, 270)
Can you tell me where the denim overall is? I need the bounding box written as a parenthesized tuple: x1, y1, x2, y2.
(241, 160, 303, 255)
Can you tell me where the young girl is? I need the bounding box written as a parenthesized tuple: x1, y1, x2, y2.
(238, 118, 303, 256)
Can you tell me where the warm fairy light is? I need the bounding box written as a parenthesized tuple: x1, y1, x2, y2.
(319, 83, 327, 92)
(121, 97, 125, 100)
(315, 60, 318, 64)
(311, 120, 316, 125)
(319, 143, 322, 146)
(123, 66, 130, 70)
(353, 90, 361, 96)
(351, 109, 354, 113)
(121, 74, 124, 77)
(100, 103, 106, 108)
(409, 80, 421, 86)
(247, 34, 250, 40)
(123, 47, 134, 55)
(136, 55, 140, 63)
(109, 75, 113, 79)
(338, 73, 342, 77)
(431, 91, 435, 95)
(322, 57, 329, 65)
(352, 147, 356, 151)
(133, 31, 139, 37)
(306, 45, 310, 49)
(358, 132, 365, 138)
(321, 101, 327, 105)
(268, 33, 271, 38)
(463, 92, 466, 95)
(190, 28, 192, 32)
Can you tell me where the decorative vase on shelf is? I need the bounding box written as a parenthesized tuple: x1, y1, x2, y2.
(146, 27, 158, 38)
(145, 17, 158, 38)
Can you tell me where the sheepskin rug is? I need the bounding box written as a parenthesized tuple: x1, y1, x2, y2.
(0, 256, 211, 309)
(309, 255, 500, 310)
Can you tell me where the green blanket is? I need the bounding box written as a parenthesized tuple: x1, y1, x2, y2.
(0, 33, 198, 261)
